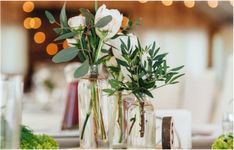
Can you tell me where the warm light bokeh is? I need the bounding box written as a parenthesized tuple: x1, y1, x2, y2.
(207, 0, 218, 8)
(34, 32, 46, 44)
(22, 1, 34, 13)
(23, 17, 32, 29)
(162, 0, 173, 6)
(30, 17, 42, 29)
(184, 0, 195, 8)
(63, 40, 69, 49)
(46, 43, 58, 55)
(138, 0, 148, 3)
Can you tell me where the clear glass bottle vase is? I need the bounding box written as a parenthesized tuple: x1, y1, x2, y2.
(78, 65, 109, 148)
(62, 63, 80, 130)
(109, 92, 130, 148)
(127, 96, 156, 148)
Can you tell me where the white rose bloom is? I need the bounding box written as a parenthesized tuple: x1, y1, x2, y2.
(109, 33, 138, 60)
(68, 15, 86, 30)
(106, 34, 138, 81)
(95, 4, 123, 40)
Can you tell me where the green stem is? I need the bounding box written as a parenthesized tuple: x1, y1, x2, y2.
(81, 113, 91, 140)
(80, 93, 93, 140)
(94, 39, 104, 63)
(118, 92, 124, 143)
(95, 0, 98, 12)
(92, 80, 107, 140)
(79, 37, 88, 60)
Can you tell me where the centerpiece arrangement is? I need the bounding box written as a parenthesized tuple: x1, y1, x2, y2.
(45, 2, 184, 148)
(105, 36, 184, 148)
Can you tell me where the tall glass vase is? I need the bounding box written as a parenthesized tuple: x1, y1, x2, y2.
(109, 92, 130, 148)
(78, 65, 109, 148)
(127, 95, 156, 148)
(61, 63, 80, 130)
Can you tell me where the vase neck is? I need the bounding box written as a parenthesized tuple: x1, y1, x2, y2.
(90, 64, 98, 78)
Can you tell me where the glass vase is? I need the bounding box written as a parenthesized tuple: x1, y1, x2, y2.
(109, 92, 131, 148)
(61, 63, 80, 130)
(127, 96, 156, 148)
(78, 65, 109, 148)
(0, 75, 23, 149)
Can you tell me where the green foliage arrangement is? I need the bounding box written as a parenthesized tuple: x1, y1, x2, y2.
(20, 126, 58, 149)
(45, 3, 138, 78)
(105, 37, 184, 101)
(212, 133, 233, 149)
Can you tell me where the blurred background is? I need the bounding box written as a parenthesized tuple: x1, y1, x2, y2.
(1, 0, 233, 148)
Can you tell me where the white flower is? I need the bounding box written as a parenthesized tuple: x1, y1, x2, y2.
(95, 4, 123, 40)
(109, 34, 138, 56)
(66, 38, 77, 47)
(106, 34, 138, 81)
(68, 15, 86, 30)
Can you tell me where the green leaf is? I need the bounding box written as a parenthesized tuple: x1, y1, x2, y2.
(145, 81, 155, 89)
(143, 89, 154, 98)
(45, 11, 55, 24)
(60, 3, 68, 27)
(170, 81, 179, 84)
(103, 89, 115, 95)
(127, 36, 131, 50)
(108, 79, 120, 89)
(54, 32, 76, 41)
(74, 59, 89, 78)
(116, 58, 129, 67)
(101, 49, 109, 53)
(171, 65, 184, 71)
(154, 53, 168, 61)
(169, 73, 185, 83)
(53, 28, 63, 34)
(95, 15, 112, 28)
(108, 66, 120, 73)
(79, 8, 94, 24)
(52, 47, 79, 63)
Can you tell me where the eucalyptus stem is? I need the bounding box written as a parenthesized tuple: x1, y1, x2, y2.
(94, 39, 104, 63)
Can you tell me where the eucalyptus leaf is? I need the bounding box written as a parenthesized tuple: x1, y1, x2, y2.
(95, 15, 112, 28)
(74, 59, 89, 78)
(54, 32, 76, 41)
(45, 11, 55, 24)
(60, 3, 68, 27)
(53, 28, 63, 34)
(52, 47, 79, 63)
(79, 8, 94, 24)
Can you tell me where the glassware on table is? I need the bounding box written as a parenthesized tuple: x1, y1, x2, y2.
(108, 92, 131, 148)
(61, 63, 81, 130)
(78, 65, 110, 148)
(0, 74, 23, 149)
(222, 99, 233, 136)
(127, 95, 156, 148)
